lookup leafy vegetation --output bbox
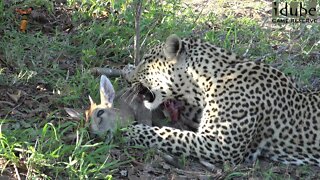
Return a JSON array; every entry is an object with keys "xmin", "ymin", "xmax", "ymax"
[{"xmin": 0, "ymin": 0, "xmax": 319, "ymax": 179}]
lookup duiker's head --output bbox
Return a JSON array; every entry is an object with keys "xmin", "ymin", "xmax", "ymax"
[{"xmin": 85, "ymin": 75, "xmax": 119, "ymax": 142}]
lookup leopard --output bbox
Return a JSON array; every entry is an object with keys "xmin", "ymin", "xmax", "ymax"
[{"xmin": 125, "ymin": 34, "xmax": 320, "ymax": 167}]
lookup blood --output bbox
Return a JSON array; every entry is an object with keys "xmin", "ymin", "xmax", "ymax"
[
  {"xmin": 163, "ymin": 100, "xmax": 183, "ymax": 122},
  {"xmin": 138, "ymin": 91, "xmax": 182, "ymax": 122}
]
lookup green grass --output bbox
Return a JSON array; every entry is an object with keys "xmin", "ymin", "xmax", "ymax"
[{"xmin": 0, "ymin": 0, "xmax": 319, "ymax": 179}]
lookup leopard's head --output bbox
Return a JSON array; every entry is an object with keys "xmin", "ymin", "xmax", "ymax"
[{"xmin": 127, "ymin": 34, "xmax": 191, "ymax": 110}]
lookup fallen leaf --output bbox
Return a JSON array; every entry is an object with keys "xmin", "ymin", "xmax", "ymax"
[
  {"xmin": 24, "ymin": 100, "xmax": 35, "ymax": 109},
  {"xmin": 7, "ymin": 90, "xmax": 24, "ymax": 103},
  {"xmin": 20, "ymin": 120, "xmax": 32, "ymax": 128},
  {"xmin": 120, "ymin": 169, "xmax": 128, "ymax": 177}
]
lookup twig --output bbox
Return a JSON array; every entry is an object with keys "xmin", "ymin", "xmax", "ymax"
[
  {"xmin": 134, "ymin": 0, "xmax": 142, "ymax": 65},
  {"xmin": 0, "ymin": 101, "xmax": 15, "ymax": 107},
  {"xmin": 173, "ymin": 167, "xmax": 223, "ymax": 178},
  {"xmin": 90, "ymin": 67, "xmax": 123, "ymax": 77},
  {"xmin": 140, "ymin": 17, "xmax": 163, "ymax": 48},
  {"xmin": 260, "ymin": 17, "xmax": 269, "ymax": 27},
  {"xmin": 191, "ymin": 0, "xmax": 208, "ymax": 25},
  {"xmin": 13, "ymin": 163, "xmax": 21, "ymax": 180},
  {"xmin": 242, "ymin": 38, "xmax": 253, "ymax": 57},
  {"xmin": 13, "ymin": 147, "xmax": 33, "ymax": 154},
  {"xmin": 255, "ymin": 44, "xmax": 290, "ymax": 63},
  {"xmin": 131, "ymin": 159, "xmax": 144, "ymax": 166}
]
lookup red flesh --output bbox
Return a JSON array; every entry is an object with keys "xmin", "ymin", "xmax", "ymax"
[{"xmin": 163, "ymin": 100, "xmax": 182, "ymax": 122}]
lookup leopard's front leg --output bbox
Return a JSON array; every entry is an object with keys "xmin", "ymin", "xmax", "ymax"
[{"xmin": 128, "ymin": 123, "xmax": 234, "ymax": 165}]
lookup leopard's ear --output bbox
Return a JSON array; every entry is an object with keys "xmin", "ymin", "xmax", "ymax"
[{"xmin": 163, "ymin": 34, "xmax": 185, "ymax": 61}]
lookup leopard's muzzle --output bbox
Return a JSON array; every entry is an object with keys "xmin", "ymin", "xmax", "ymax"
[{"xmin": 138, "ymin": 84, "xmax": 155, "ymax": 103}]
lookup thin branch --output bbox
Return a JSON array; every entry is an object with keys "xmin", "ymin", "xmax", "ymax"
[
  {"xmin": 191, "ymin": 0, "xmax": 208, "ymax": 25},
  {"xmin": 134, "ymin": 0, "xmax": 143, "ymax": 65},
  {"xmin": 140, "ymin": 17, "xmax": 163, "ymax": 48},
  {"xmin": 90, "ymin": 67, "xmax": 123, "ymax": 77},
  {"xmin": 13, "ymin": 163, "xmax": 21, "ymax": 180},
  {"xmin": 0, "ymin": 100, "xmax": 15, "ymax": 107}
]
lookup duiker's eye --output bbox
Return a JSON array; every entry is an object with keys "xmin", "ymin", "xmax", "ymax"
[{"xmin": 97, "ymin": 110, "xmax": 104, "ymax": 117}]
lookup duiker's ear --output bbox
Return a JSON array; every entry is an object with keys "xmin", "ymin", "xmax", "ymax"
[
  {"xmin": 100, "ymin": 75, "xmax": 115, "ymax": 107},
  {"xmin": 64, "ymin": 107, "xmax": 83, "ymax": 120},
  {"xmin": 89, "ymin": 95, "xmax": 95, "ymax": 106},
  {"xmin": 163, "ymin": 34, "xmax": 185, "ymax": 61}
]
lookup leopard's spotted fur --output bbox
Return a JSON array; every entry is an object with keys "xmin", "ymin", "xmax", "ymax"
[{"xmin": 126, "ymin": 34, "xmax": 320, "ymax": 166}]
